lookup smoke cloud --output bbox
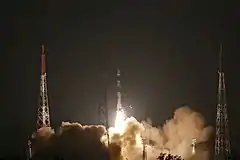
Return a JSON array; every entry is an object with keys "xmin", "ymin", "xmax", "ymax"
[{"xmin": 31, "ymin": 106, "xmax": 213, "ymax": 160}]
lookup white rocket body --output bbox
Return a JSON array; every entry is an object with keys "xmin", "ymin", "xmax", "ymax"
[{"xmin": 116, "ymin": 69, "xmax": 122, "ymax": 111}]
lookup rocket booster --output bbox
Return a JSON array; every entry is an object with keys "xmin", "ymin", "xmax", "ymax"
[
  {"xmin": 116, "ymin": 68, "xmax": 121, "ymax": 89},
  {"xmin": 117, "ymin": 92, "xmax": 122, "ymax": 110},
  {"xmin": 116, "ymin": 68, "xmax": 122, "ymax": 110}
]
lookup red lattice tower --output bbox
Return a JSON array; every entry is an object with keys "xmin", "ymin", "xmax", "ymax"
[{"xmin": 36, "ymin": 45, "xmax": 51, "ymax": 129}]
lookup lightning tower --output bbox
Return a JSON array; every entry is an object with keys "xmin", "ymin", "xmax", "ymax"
[
  {"xmin": 214, "ymin": 44, "xmax": 232, "ymax": 160},
  {"xmin": 37, "ymin": 45, "xmax": 51, "ymax": 129},
  {"xmin": 27, "ymin": 45, "xmax": 51, "ymax": 159}
]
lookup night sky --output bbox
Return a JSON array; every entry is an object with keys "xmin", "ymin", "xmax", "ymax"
[{"xmin": 4, "ymin": 0, "xmax": 239, "ymax": 158}]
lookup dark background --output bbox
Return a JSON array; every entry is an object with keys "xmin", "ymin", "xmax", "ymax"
[{"xmin": 4, "ymin": 0, "xmax": 239, "ymax": 159}]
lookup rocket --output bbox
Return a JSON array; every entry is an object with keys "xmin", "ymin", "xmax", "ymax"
[
  {"xmin": 116, "ymin": 69, "xmax": 132, "ymax": 110},
  {"xmin": 116, "ymin": 68, "xmax": 122, "ymax": 111}
]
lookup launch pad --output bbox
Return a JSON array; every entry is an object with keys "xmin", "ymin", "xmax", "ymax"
[{"xmin": 27, "ymin": 44, "xmax": 231, "ymax": 160}]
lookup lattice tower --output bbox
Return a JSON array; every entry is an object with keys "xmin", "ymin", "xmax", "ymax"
[
  {"xmin": 37, "ymin": 45, "xmax": 51, "ymax": 129},
  {"xmin": 214, "ymin": 44, "xmax": 231, "ymax": 160},
  {"xmin": 98, "ymin": 71, "xmax": 110, "ymax": 146},
  {"xmin": 142, "ymin": 137, "xmax": 148, "ymax": 160}
]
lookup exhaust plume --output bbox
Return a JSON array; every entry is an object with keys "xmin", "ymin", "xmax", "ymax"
[{"xmin": 31, "ymin": 106, "xmax": 213, "ymax": 160}]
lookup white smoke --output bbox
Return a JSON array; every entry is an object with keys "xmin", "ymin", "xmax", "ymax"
[
  {"xmin": 107, "ymin": 106, "xmax": 214, "ymax": 160},
  {"xmin": 32, "ymin": 106, "xmax": 213, "ymax": 160}
]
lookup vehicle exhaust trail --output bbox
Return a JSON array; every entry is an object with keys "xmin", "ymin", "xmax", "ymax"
[{"xmin": 31, "ymin": 106, "xmax": 213, "ymax": 160}]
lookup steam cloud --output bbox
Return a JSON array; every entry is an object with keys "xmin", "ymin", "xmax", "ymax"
[{"xmin": 31, "ymin": 106, "xmax": 213, "ymax": 160}]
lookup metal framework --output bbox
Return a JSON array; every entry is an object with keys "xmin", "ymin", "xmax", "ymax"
[
  {"xmin": 141, "ymin": 137, "xmax": 147, "ymax": 160},
  {"xmin": 27, "ymin": 140, "xmax": 32, "ymax": 159},
  {"xmin": 98, "ymin": 71, "xmax": 110, "ymax": 146},
  {"xmin": 191, "ymin": 138, "xmax": 196, "ymax": 155},
  {"xmin": 98, "ymin": 102, "xmax": 110, "ymax": 146},
  {"xmin": 37, "ymin": 45, "xmax": 51, "ymax": 129},
  {"xmin": 214, "ymin": 44, "xmax": 231, "ymax": 160}
]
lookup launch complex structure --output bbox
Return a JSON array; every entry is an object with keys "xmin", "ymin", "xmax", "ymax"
[
  {"xmin": 214, "ymin": 44, "xmax": 232, "ymax": 160},
  {"xmin": 27, "ymin": 45, "xmax": 51, "ymax": 159},
  {"xmin": 27, "ymin": 44, "xmax": 232, "ymax": 160}
]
